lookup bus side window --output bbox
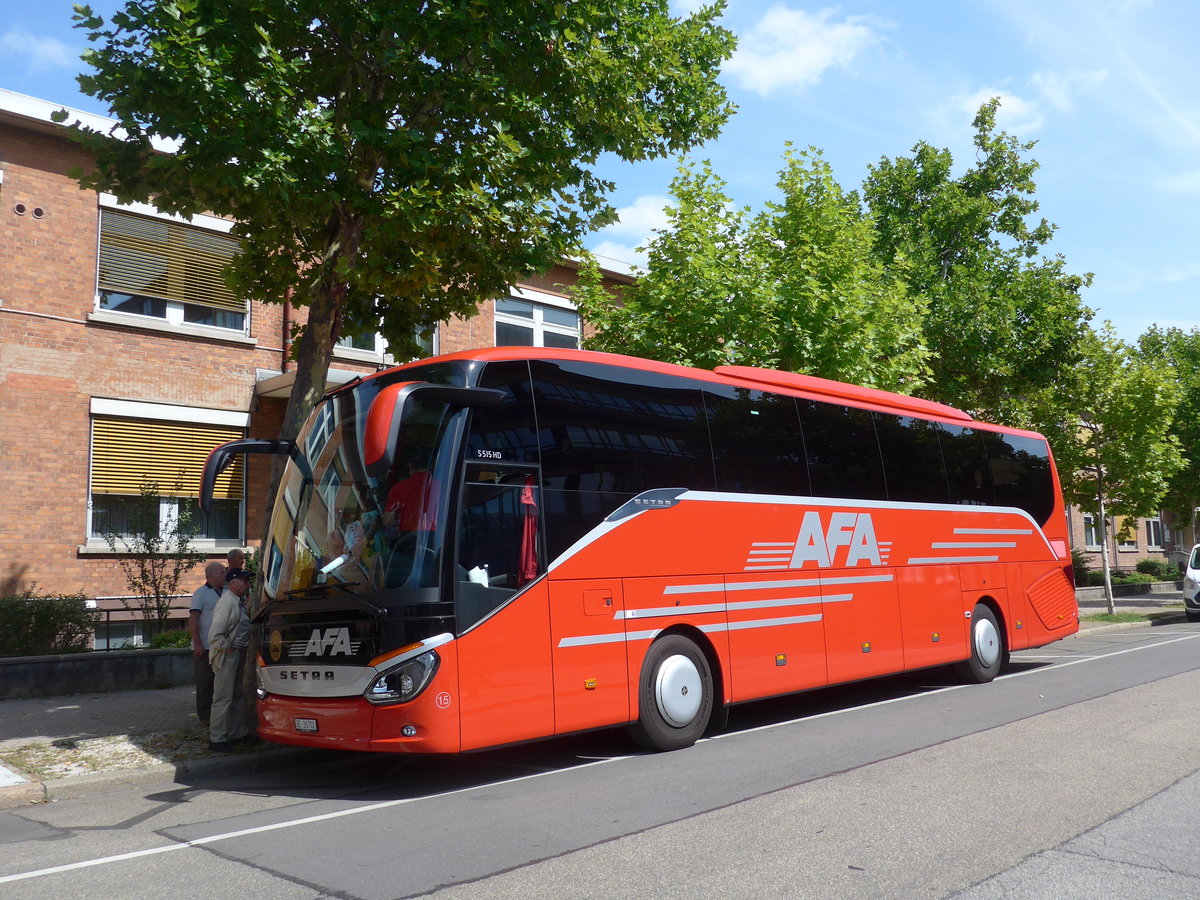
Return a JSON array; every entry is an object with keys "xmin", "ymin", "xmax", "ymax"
[
  {"xmin": 800, "ymin": 401, "xmax": 887, "ymax": 501},
  {"xmin": 531, "ymin": 359, "xmax": 714, "ymax": 495},
  {"xmin": 704, "ymin": 386, "xmax": 809, "ymax": 497},
  {"xmin": 940, "ymin": 426, "xmax": 995, "ymax": 507},
  {"xmin": 875, "ymin": 414, "xmax": 951, "ymax": 505},
  {"xmin": 982, "ymin": 432, "xmax": 1054, "ymax": 524},
  {"xmin": 467, "ymin": 361, "xmax": 538, "ymax": 464}
]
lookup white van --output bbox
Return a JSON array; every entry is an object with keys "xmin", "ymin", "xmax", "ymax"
[{"xmin": 1185, "ymin": 544, "xmax": 1200, "ymax": 622}]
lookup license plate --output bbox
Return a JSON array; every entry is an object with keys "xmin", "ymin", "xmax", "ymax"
[{"xmin": 294, "ymin": 718, "xmax": 318, "ymax": 733}]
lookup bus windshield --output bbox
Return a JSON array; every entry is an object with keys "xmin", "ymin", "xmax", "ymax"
[{"xmin": 262, "ymin": 382, "xmax": 464, "ymax": 603}]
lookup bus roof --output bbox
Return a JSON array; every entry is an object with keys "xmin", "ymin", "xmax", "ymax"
[{"xmin": 369, "ymin": 346, "xmax": 986, "ymax": 428}]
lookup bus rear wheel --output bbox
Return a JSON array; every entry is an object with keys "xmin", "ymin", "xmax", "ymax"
[
  {"xmin": 956, "ymin": 604, "xmax": 1004, "ymax": 683},
  {"xmin": 627, "ymin": 634, "xmax": 714, "ymax": 752}
]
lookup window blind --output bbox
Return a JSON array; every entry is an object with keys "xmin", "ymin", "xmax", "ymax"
[
  {"xmin": 98, "ymin": 209, "xmax": 244, "ymax": 314},
  {"xmin": 91, "ymin": 417, "xmax": 244, "ymax": 499}
]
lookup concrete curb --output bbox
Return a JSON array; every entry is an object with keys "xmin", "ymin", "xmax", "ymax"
[{"xmin": 0, "ymin": 743, "xmax": 327, "ymax": 809}]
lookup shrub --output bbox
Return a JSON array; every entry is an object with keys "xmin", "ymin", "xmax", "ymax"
[
  {"xmin": 1085, "ymin": 570, "xmax": 1156, "ymax": 587},
  {"xmin": 1071, "ymin": 547, "xmax": 1089, "ymax": 585},
  {"xmin": 0, "ymin": 588, "xmax": 99, "ymax": 657},
  {"xmin": 148, "ymin": 628, "xmax": 193, "ymax": 649},
  {"xmin": 1134, "ymin": 558, "xmax": 1178, "ymax": 580}
]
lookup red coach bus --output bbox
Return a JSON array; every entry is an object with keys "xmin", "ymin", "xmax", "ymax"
[{"xmin": 201, "ymin": 348, "xmax": 1078, "ymax": 753}]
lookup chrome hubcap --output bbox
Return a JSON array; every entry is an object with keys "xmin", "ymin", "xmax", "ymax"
[
  {"xmin": 974, "ymin": 616, "xmax": 1000, "ymax": 667},
  {"xmin": 654, "ymin": 654, "xmax": 702, "ymax": 727}
]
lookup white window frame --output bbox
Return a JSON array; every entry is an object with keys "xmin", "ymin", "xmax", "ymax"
[
  {"xmin": 1147, "ymin": 515, "xmax": 1165, "ymax": 551},
  {"xmin": 87, "ymin": 196, "xmax": 255, "ymax": 344},
  {"xmin": 494, "ymin": 287, "xmax": 581, "ymax": 348},
  {"xmin": 1082, "ymin": 512, "xmax": 1101, "ymax": 551}
]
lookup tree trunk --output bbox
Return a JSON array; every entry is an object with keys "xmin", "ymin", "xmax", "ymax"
[{"xmin": 1097, "ymin": 492, "xmax": 1115, "ymax": 615}]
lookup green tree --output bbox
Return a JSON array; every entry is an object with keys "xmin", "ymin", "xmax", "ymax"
[
  {"xmin": 1135, "ymin": 326, "xmax": 1200, "ymax": 537},
  {"xmin": 574, "ymin": 152, "xmax": 929, "ymax": 391},
  {"xmin": 573, "ymin": 160, "xmax": 773, "ymax": 369},
  {"xmin": 753, "ymin": 148, "xmax": 927, "ymax": 390},
  {"xmin": 863, "ymin": 99, "xmax": 1093, "ymax": 420},
  {"xmin": 1033, "ymin": 324, "xmax": 1184, "ymax": 611},
  {"xmin": 101, "ymin": 482, "xmax": 205, "ymax": 640},
  {"xmin": 59, "ymin": 0, "xmax": 736, "ymax": 443}
]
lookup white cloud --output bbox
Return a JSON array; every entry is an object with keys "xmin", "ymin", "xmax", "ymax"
[
  {"xmin": 955, "ymin": 88, "xmax": 1044, "ymax": 134},
  {"xmin": 584, "ymin": 195, "xmax": 673, "ymax": 270},
  {"xmin": 0, "ymin": 29, "xmax": 76, "ymax": 73},
  {"xmin": 588, "ymin": 240, "xmax": 646, "ymax": 271},
  {"xmin": 1157, "ymin": 170, "xmax": 1200, "ymax": 192},
  {"xmin": 1030, "ymin": 68, "xmax": 1109, "ymax": 112},
  {"xmin": 724, "ymin": 5, "xmax": 887, "ymax": 96}
]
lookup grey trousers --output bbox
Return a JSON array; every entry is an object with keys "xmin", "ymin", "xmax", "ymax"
[
  {"xmin": 210, "ymin": 646, "xmax": 251, "ymax": 743},
  {"xmin": 193, "ymin": 653, "xmax": 215, "ymax": 724}
]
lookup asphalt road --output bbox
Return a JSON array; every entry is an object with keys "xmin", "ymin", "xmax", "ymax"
[{"xmin": 2, "ymin": 623, "xmax": 1200, "ymax": 899}]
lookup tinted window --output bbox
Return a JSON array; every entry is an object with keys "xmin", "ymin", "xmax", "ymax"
[
  {"xmin": 799, "ymin": 401, "xmax": 887, "ymax": 501},
  {"xmin": 704, "ymin": 386, "xmax": 810, "ymax": 496},
  {"xmin": 940, "ymin": 426, "xmax": 995, "ymax": 507},
  {"xmin": 531, "ymin": 360, "xmax": 715, "ymax": 494},
  {"xmin": 542, "ymin": 489, "xmax": 632, "ymax": 562},
  {"xmin": 466, "ymin": 361, "xmax": 539, "ymax": 464},
  {"xmin": 874, "ymin": 414, "xmax": 950, "ymax": 504},
  {"xmin": 983, "ymin": 432, "xmax": 1054, "ymax": 524}
]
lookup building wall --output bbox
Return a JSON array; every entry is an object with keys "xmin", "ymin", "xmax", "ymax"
[
  {"xmin": 1067, "ymin": 506, "xmax": 1192, "ymax": 577},
  {"xmin": 0, "ymin": 105, "xmax": 630, "ymax": 601}
]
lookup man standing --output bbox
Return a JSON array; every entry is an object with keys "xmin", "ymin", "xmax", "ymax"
[
  {"xmin": 208, "ymin": 568, "xmax": 254, "ymax": 752},
  {"xmin": 188, "ymin": 561, "xmax": 225, "ymax": 726}
]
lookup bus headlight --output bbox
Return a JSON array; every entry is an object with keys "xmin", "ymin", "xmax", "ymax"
[{"xmin": 365, "ymin": 650, "xmax": 440, "ymax": 705}]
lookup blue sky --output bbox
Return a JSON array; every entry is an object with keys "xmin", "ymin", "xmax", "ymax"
[{"xmin": 3, "ymin": 1, "xmax": 1197, "ymax": 342}]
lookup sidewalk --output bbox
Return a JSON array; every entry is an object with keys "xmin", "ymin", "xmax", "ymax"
[{"xmin": 0, "ymin": 591, "xmax": 1188, "ymax": 808}]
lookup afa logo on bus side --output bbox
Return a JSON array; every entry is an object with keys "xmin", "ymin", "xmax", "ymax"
[{"xmin": 787, "ymin": 511, "xmax": 883, "ymax": 568}]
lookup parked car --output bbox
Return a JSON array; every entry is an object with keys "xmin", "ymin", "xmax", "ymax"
[{"xmin": 1185, "ymin": 544, "xmax": 1200, "ymax": 622}]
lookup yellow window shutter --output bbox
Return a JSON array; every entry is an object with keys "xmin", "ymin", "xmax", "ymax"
[
  {"xmin": 91, "ymin": 417, "xmax": 244, "ymax": 499},
  {"xmin": 98, "ymin": 209, "xmax": 245, "ymax": 314}
]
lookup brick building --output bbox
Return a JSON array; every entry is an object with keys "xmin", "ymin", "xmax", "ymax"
[
  {"xmin": 0, "ymin": 88, "xmax": 631, "ymax": 640},
  {"xmin": 1066, "ymin": 506, "xmax": 1196, "ymax": 578}
]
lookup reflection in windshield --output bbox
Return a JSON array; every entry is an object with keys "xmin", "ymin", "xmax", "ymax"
[{"xmin": 263, "ymin": 383, "xmax": 462, "ymax": 602}]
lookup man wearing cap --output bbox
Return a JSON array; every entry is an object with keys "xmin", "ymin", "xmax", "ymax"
[{"xmin": 207, "ymin": 568, "xmax": 254, "ymax": 752}]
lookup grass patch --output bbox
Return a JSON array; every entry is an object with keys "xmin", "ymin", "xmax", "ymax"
[{"xmin": 1082, "ymin": 612, "xmax": 1151, "ymax": 624}]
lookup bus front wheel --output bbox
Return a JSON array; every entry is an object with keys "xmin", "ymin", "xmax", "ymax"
[
  {"xmin": 956, "ymin": 604, "xmax": 1005, "ymax": 683},
  {"xmin": 627, "ymin": 634, "xmax": 714, "ymax": 752}
]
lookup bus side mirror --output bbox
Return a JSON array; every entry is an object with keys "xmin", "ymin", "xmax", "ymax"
[
  {"xmin": 200, "ymin": 438, "xmax": 299, "ymax": 515},
  {"xmin": 364, "ymin": 382, "xmax": 505, "ymax": 480}
]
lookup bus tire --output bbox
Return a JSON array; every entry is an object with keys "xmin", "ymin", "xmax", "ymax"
[
  {"xmin": 956, "ymin": 604, "xmax": 1004, "ymax": 684},
  {"xmin": 627, "ymin": 634, "xmax": 713, "ymax": 752}
]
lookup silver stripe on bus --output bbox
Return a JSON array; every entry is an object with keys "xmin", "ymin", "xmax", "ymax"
[
  {"xmin": 931, "ymin": 541, "xmax": 1017, "ymax": 549},
  {"xmin": 953, "ymin": 527, "xmax": 1033, "ymax": 535},
  {"xmin": 703, "ymin": 614, "xmax": 824, "ymax": 633},
  {"xmin": 617, "ymin": 592, "xmax": 845, "ymax": 622},
  {"xmin": 559, "ymin": 614, "xmax": 825, "ymax": 648},
  {"xmin": 558, "ymin": 628, "xmax": 660, "ymax": 648},
  {"xmin": 662, "ymin": 573, "xmax": 892, "ymax": 596},
  {"xmin": 906, "ymin": 555, "xmax": 1001, "ymax": 564}
]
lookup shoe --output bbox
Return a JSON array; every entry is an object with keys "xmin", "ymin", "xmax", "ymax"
[
  {"xmin": 209, "ymin": 740, "xmax": 235, "ymax": 752},
  {"xmin": 237, "ymin": 734, "xmax": 262, "ymax": 746}
]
